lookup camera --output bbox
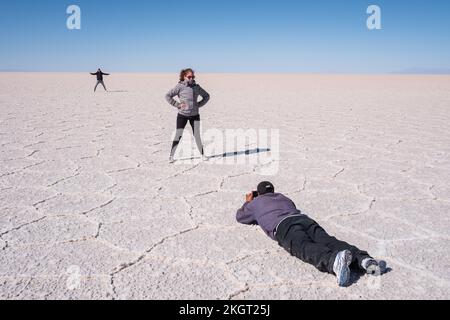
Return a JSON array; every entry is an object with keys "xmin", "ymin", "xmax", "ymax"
[{"xmin": 252, "ymin": 191, "xmax": 259, "ymax": 198}]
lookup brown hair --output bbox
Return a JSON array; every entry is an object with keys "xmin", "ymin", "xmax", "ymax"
[{"xmin": 179, "ymin": 68, "xmax": 195, "ymax": 82}]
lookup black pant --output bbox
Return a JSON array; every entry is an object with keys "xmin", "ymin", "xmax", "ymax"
[
  {"xmin": 275, "ymin": 215, "xmax": 372, "ymax": 274},
  {"xmin": 94, "ymin": 80, "xmax": 107, "ymax": 91},
  {"xmin": 170, "ymin": 114, "xmax": 204, "ymax": 157}
]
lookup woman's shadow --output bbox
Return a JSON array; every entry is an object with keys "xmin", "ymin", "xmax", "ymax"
[
  {"xmin": 177, "ymin": 148, "xmax": 271, "ymax": 161},
  {"xmin": 209, "ymin": 147, "xmax": 271, "ymax": 159}
]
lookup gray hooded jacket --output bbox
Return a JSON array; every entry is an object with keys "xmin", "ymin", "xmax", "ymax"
[
  {"xmin": 236, "ymin": 193, "xmax": 303, "ymax": 240},
  {"xmin": 165, "ymin": 80, "xmax": 210, "ymax": 117}
]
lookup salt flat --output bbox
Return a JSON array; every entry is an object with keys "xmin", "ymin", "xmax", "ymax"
[{"xmin": 0, "ymin": 73, "xmax": 449, "ymax": 300}]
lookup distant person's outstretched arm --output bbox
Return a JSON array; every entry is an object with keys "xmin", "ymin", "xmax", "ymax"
[
  {"xmin": 165, "ymin": 85, "xmax": 182, "ymax": 109},
  {"xmin": 102, "ymin": 72, "xmax": 110, "ymax": 76},
  {"xmin": 90, "ymin": 72, "xmax": 96, "ymax": 75},
  {"xmin": 197, "ymin": 86, "xmax": 210, "ymax": 108}
]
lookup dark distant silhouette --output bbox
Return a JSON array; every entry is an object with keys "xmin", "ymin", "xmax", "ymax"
[{"xmin": 90, "ymin": 68, "xmax": 110, "ymax": 92}]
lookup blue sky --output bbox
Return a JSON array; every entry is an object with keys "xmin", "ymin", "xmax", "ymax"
[{"xmin": 1, "ymin": 0, "xmax": 449, "ymax": 72}]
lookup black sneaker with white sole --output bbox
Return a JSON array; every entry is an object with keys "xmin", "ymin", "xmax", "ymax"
[{"xmin": 365, "ymin": 260, "xmax": 387, "ymax": 276}]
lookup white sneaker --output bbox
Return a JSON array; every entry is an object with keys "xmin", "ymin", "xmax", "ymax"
[
  {"xmin": 333, "ymin": 250, "xmax": 353, "ymax": 287},
  {"xmin": 202, "ymin": 154, "xmax": 209, "ymax": 162}
]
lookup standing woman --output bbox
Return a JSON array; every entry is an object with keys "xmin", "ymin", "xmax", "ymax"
[{"xmin": 165, "ymin": 68, "xmax": 210, "ymax": 163}]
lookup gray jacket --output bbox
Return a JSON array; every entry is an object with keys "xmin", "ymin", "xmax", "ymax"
[
  {"xmin": 165, "ymin": 80, "xmax": 210, "ymax": 117},
  {"xmin": 236, "ymin": 193, "xmax": 303, "ymax": 240}
]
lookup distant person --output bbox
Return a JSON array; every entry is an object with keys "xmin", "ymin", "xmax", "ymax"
[
  {"xmin": 90, "ymin": 68, "xmax": 109, "ymax": 92},
  {"xmin": 236, "ymin": 182, "xmax": 387, "ymax": 287},
  {"xmin": 165, "ymin": 68, "xmax": 210, "ymax": 163}
]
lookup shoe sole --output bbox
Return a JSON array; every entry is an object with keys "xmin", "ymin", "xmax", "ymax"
[
  {"xmin": 336, "ymin": 250, "xmax": 353, "ymax": 287},
  {"xmin": 366, "ymin": 264, "xmax": 381, "ymax": 276},
  {"xmin": 367, "ymin": 260, "xmax": 387, "ymax": 276}
]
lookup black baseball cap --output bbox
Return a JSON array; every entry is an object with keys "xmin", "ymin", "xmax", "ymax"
[{"xmin": 257, "ymin": 181, "xmax": 275, "ymax": 195}]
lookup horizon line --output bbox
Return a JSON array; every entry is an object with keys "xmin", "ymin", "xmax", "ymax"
[{"xmin": 1, "ymin": 70, "xmax": 450, "ymax": 75}]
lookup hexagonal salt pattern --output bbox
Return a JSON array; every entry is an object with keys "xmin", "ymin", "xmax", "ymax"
[{"xmin": 1, "ymin": 73, "xmax": 449, "ymax": 299}]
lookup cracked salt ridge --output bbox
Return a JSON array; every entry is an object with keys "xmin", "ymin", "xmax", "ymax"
[
  {"xmin": 219, "ymin": 172, "xmax": 252, "ymax": 190},
  {"xmin": 230, "ymin": 280, "xmax": 359, "ymax": 300},
  {"xmin": 192, "ymin": 190, "xmax": 218, "ymax": 198},
  {"xmin": 96, "ymin": 147, "xmax": 106, "ymax": 157},
  {"xmin": 224, "ymin": 249, "xmax": 315, "ymax": 300},
  {"xmin": 0, "ymin": 237, "xmax": 7, "ymax": 250},
  {"xmin": 323, "ymin": 197, "xmax": 376, "ymax": 222},
  {"xmin": 0, "ymin": 216, "xmax": 47, "ymax": 238},
  {"xmin": 0, "ymin": 160, "xmax": 48, "ymax": 179},
  {"xmin": 23, "ymin": 141, "xmax": 46, "ymax": 149},
  {"xmin": 0, "ymin": 276, "xmax": 114, "ymax": 300},
  {"xmin": 327, "ymin": 215, "xmax": 449, "ymax": 271},
  {"xmin": 386, "ymin": 257, "xmax": 450, "ymax": 287},
  {"xmin": 380, "ymin": 213, "xmax": 447, "ymax": 240},
  {"xmin": 46, "ymin": 170, "xmax": 82, "ymax": 188},
  {"xmin": 80, "ymin": 198, "xmax": 116, "ymax": 216},
  {"xmin": 224, "ymin": 249, "xmax": 273, "ymax": 266},
  {"xmin": 353, "ymin": 179, "xmax": 436, "ymax": 201},
  {"xmin": 227, "ymin": 280, "xmax": 339, "ymax": 300},
  {"xmin": 8, "ymin": 232, "xmax": 100, "ymax": 248},
  {"xmin": 284, "ymin": 178, "xmax": 307, "ymax": 196},
  {"xmin": 178, "ymin": 172, "xmax": 252, "ymax": 198},
  {"xmin": 109, "ymin": 258, "xmax": 243, "ymax": 300},
  {"xmin": 324, "ymin": 198, "xmax": 445, "ymax": 241},
  {"xmin": 180, "ymin": 197, "xmax": 196, "ymax": 223},
  {"xmin": 109, "ymin": 226, "xmax": 200, "ymax": 298},
  {"xmin": 22, "ymin": 160, "xmax": 47, "ymax": 170},
  {"xmin": 55, "ymin": 145, "xmax": 83, "ymax": 151},
  {"xmin": 106, "ymin": 167, "xmax": 140, "ymax": 174},
  {"xmin": 332, "ymin": 168, "xmax": 345, "ymax": 179},
  {"xmin": 0, "ymin": 172, "xmax": 17, "ymax": 178},
  {"xmin": 156, "ymin": 163, "xmax": 202, "ymax": 181},
  {"xmin": 26, "ymin": 150, "xmax": 39, "ymax": 158},
  {"xmin": 110, "ymin": 225, "xmax": 200, "ymax": 274},
  {"xmin": 32, "ymin": 194, "xmax": 61, "ymax": 209},
  {"xmin": 61, "ymin": 125, "xmax": 86, "ymax": 133},
  {"xmin": 1, "ymin": 149, "xmax": 40, "ymax": 162},
  {"xmin": 227, "ymin": 285, "xmax": 250, "ymax": 300}
]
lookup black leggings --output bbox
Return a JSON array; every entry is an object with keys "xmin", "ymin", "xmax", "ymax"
[
  {"xmin": 275, "ymin": 215, "xmax": 372, "ymax": 274},
  {"xmin": 170, "ymin": 114, "xmax": 204, "ymax": 157}
]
